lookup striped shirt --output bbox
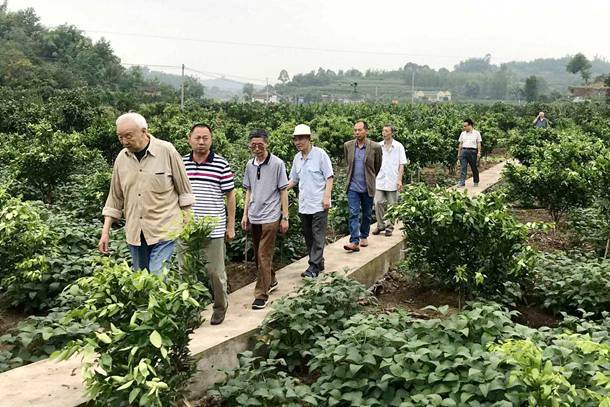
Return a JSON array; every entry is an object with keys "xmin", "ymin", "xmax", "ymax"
[{"xmin": 183, "ymin": 151, "xmax": 235, "ymax": 238}]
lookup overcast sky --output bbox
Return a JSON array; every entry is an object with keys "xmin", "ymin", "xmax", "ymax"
[{"xmin": 8, "ymin": 0, "xmax": 610, "ymax": 84}]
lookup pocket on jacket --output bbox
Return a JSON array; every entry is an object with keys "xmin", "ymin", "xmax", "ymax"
[{"xmin": 149, "ymin": 172, "xmax": 173, "ymax": 193}]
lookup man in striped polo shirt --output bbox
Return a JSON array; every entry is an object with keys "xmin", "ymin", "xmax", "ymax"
[{"xmin": 182, "ymin": 123, "xmax": 236, "ymax": 325}]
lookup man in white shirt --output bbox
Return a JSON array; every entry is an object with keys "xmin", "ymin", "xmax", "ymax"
[
  {"xmin": 456, "ymin": 118, "xmax": 482, "ymax": 187},
  {"xmin": 373, "ymin": 125, "xmax": 407, "ymax": 237}
]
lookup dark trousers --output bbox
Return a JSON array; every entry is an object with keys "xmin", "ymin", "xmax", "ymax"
[
  {"xmin": 459, "ymin": 149, "xmax": 479, "ymax": 184},
  {"xmin": 251, "ymin": 221, "xmax": 279, "ymax": 301},
  {"xmin": 299, "ymin": 210, "xmax": 328, "ymax": 273}
]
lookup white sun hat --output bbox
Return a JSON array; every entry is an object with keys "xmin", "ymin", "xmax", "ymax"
[{"xmin": 292, "ymin": 124, "xmax": 312, "ymax": 136}]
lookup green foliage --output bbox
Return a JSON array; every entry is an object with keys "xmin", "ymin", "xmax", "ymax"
[
  {"xmin": 53, "ymin": 263, "xmax": 210, "ymax": 407},
  {"xmin": 504, "ymin": 131, "xmax": 603, "ymax": 222},
  {"xmin": 0, "ymin": 189, "xmax": 50, "ymax": 281},
  {"xmin": 257, "ymin": 272, "xmax": 371, "ymax": 369},
  {"xmin": 386, "ymin": 185, "xmax": 535, "ymax": 299},
  {"xmin": 531, "ymin": 252, "xmax": 610, "ymax": 314},
  {"xmin": 210, "ymin": 353, "xmax": 319, "ymax": 406}
]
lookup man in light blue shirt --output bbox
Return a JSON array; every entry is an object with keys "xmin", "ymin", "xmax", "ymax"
[{"xmin": 288, "ymin": 124, "xmax": 334, "ymax": 278}]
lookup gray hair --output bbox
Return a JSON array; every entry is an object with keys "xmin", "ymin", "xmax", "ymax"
[{"xmin": 116, "ymin": 112, "xmax": 148, "ymax": 129}]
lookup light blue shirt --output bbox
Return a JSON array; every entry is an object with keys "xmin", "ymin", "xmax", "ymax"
[
  {"xmin": 349, "ymin": 143, "xmax": 367, "ymax": 193},
  {"xmin": 290, "ymin": 146, "xmax": 334, "ymax": 214}
]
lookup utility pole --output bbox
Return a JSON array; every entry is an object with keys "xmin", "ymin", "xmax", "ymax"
[
  {"xmin": 266, "ymin": 77, "xmax": 269, "ymax": 103},
  {"xmin": 180, "ymin": 64, "xmax": 185, "ymax": 110},
  {"xmin": 411, "ymin": 69, "xmax": 415, "ymax": 104}
]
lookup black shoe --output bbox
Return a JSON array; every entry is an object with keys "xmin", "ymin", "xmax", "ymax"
[
  {"xmin": 210, "ymin": 312, "xmax": 226, "ymax": 325},
  {"xmin": 252, "ymin": 298, "xmax": 267, "ymax": 309},
  {"xmin": 302, "ymin": 269, "xmax": 319, "ymax": 278},
  {"xmin": 385, "ymin": 229, "xmax": 393, "ymax": 237},
  {"xmin": 269, "ymin": 280, "xmax": 279, "ymax": 294}
]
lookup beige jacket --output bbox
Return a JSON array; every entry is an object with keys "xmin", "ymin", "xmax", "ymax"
[{"xmin": 102, "ymin": 135, "xmax": 195, "ymax": 246}]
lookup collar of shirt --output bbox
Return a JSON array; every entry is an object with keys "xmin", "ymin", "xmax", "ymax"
[
  {"xmin": 253, "ymin": 153, "xmax": 272, "ymax": 167},
  {"xmin": 125, "ymin": 135, "xmax": 160, "ymax": 159},
  {"xmin": 189, "ymin": 150, "xmax": 215, "ymax": 165}
]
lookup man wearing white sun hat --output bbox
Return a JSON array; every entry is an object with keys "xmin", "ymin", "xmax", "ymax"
[{"xmin": 287, "ymin": 124, "xmax": 334, "ymax": 278}]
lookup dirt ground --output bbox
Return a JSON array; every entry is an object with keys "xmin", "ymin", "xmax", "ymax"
[
  {"xmin": 0, "ymin": 305, "xmax": 27, "ymax": 337},
  {"xmin": 370, "ymin": 269, "xmax": 560, "ymax": 328},
  {"xmin": 509, "ymin": 208, "xmax": 595, "ymax": 253}
]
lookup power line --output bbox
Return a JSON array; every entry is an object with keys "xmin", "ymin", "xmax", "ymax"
[{"xmin": 81, "ymin": 28, "xmax": 470, "ymax": 60}]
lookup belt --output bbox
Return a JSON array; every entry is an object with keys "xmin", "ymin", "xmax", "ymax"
[{"xmin": 462, "ymin": 147, "xmax": 477, "ymax": 150}]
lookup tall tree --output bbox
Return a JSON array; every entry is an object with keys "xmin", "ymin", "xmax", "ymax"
[
  {"xmin": 524, "ymin": 75, "xmax": 539, "ymax": 102},
  {"xmin": 242, "ymin": 83, "xmax": 254, "ymax": 101},
  {"xmin": 277, "ymin": 69, "xmax": 290, "ymax": 84},
  {"xmin": 566, "ymin": 53, "xmax": 592, "ymax": 84}
]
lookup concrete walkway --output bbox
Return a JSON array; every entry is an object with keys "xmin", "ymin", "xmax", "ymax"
[{"xmin": 0, "ymin": 161, "xmax": 506, "ymax": 407}]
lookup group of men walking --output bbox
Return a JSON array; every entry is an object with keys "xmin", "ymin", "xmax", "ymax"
[{"xmin": 98, "ymin": 112, "xmax": 484, "ymax": 325}]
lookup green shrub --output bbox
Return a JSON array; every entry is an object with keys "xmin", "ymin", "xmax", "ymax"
[
  {"xmin": 54, "ymin": 263, "xmax": 210, "ymax": 407},
  {"xmin": 386, "ymin": 185, "xmax": 535, "ymax": 300},
  {"xmin": 0, "ymin": 189, "xmax": 50, "ymax": 281},
  {"xmin": 257, "ymin": 272, "xmax": 371, "ymax": 370},
  {"xmin": 503, "ymin": 132, "xmax": 602, "ymax": 222},
  {"xmin": 531, "ymin": 252, "xmax": 610, "ymax": 314}
]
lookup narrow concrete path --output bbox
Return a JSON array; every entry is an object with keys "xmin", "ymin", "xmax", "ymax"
[{"xmin": 0, "ymin": 161, "xmax": 507, "ymax": 407}]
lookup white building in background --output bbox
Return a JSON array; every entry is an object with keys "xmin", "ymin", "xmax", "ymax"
[{"xmin": 414, "ymin": 90, "xmax": 452, "ymax": 102}]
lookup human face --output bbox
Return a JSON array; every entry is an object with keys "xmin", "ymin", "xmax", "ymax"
[
  {"xmin": 539, "ymin": 112, "xmax": 545, "ymax": 118},
  {"xmin": 382, "ymin": 126, "xmax": 393, "ymax": 141},
  {"xmin": 292, "ymin": 135, "xmax": 311, "ymax": 152},
  {"xmin": 117, "ymin": 120, "xmax": 148, "ymax": 152},
  {"xmin": 353, "ymin": 122, "xmax": 368, "ymax": 142},
  {"xmin": 463, "ymin": 122, "xmax": 473, "ymax": 132},
  {"xmin": 188, "ymin": 127, "xmax": 212, "ymax": 155},
  {"xmin": 249, "ymin": 137, "xmax": 268, "ymax": 159}
]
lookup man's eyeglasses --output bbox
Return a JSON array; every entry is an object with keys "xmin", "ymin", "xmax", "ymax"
[{"xmin": 250, "ymin": 143, "xmax": 266, "ymax": 150}]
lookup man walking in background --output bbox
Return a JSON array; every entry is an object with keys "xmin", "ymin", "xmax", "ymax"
[
  {"xmin": 373, "ymin": 124, "xmax": 407, "ymax": 237},
  {"xmin": 457, "ymin": 118, "xmax": 482, "ymax": 188},
  {"xmin": 343, "ymin": 120, "xmax": 382, "ymax": 252},
  {"xmin": 533, "ymin": 111, "xmax": 550, "ymax": 128},
  {"xmin": 241, "ymin": 129, "xmax": 289, "ymax": 309},
  {"xmin": 99, "ymin": 112, "xmax": 194, "ymax": 275},
  {"xmin": 287, "ymin": 124, "xmax": 334, "ymax": 278},
  {"xmin": 182, "ymin": 123, "xmax": 236, "ymax": 325}
]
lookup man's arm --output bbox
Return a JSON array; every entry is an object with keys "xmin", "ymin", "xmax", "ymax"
[
  {"xmin": 457, "ymin": 141, "xmax": 463, "ymax": 158},
  {"xmin": 287, "ymin": 180, "xmax": 297, "ymax": 190},
  {"xmin": 374, "ymin": 144, "xmax": 382, "ymax": 175},
  {"xmin": 169, "ymin": 148, "xmax": 195, "ymax": 210},
  {"xmin": 225, "ymin": 189, "xmax": 236, "ymax": 240},
  {"xmin": 323, "ymin": 176, "xmax": 334, "ymax": 209},
  {"xmin": 241, "ymin": 188, "xmax": 251, "ymax": 231},
  {"xmin": 279, "ymin": 188, "xmax": 289, "ymax": 233},
  {"xmin": 397, "ymin": 164, "xmax": 405, "ymax": 192},
  {"xmin": 98, "ymin": 216, "xmax": 115, "ymax": 254},
  {"xmin": 99, "ymin": 160, "xmax": 124, "ymax": 254},
  {"xmin": 477, "ymin": 141, "xmax": 482, "ymax": 159}
]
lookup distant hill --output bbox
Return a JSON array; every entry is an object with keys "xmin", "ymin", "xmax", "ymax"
[{"xmin": 275, "ymin": 56, "xmax": 610, "ymax": 103}]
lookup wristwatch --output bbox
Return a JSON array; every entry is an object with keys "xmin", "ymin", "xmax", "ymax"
[{"xmin": 281, "ymin": 215, "xmax": 289, "ymax": 221}]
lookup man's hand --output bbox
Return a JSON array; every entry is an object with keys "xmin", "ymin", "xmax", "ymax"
[
  {"xmin": 322, "ymin": 195, "xmax": 331, "ymax": 210},
  {"xmin": 280, "ymin": 219, "xmax": 289, "ymax": 234},
  {"xmin": 98, "ymin": 232, "xmax": 110, "ymax": 254},
  {"xmin": 225, "ymin": 225, "xmax": 235, "ymax": 241},
  {"xmin": 241, "ymin": 215, "xmax": 249, "ymax": 231},
  {"xmin": 182, "ymin": 208, "xmax": 193, "ymax": 225},
  {"xmin": 396, "ymin": 181, "xmax": 403, "ymax": 192}
]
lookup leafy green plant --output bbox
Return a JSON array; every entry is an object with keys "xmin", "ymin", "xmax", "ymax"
[
  {"xmin": 386, "ymin": 185, "xmax": 535, "ymax": 300},
  {"xmin": 257, "ymin": 272, "xmax": 371, "ymax": 370},
  {"xmin": 210, "ymin": 352, "xmax": 319, "ymax": 407},
  {"xmin": 53, "ymin": 263, "xmax": 210, "ymax": 406},
  {"xmin": 504, "ymin": 132, "xmax": 603, "ymax": 222},
  {"xmin": 531, "ymin": 252, "xmax": 610, "ymax": 314}
]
